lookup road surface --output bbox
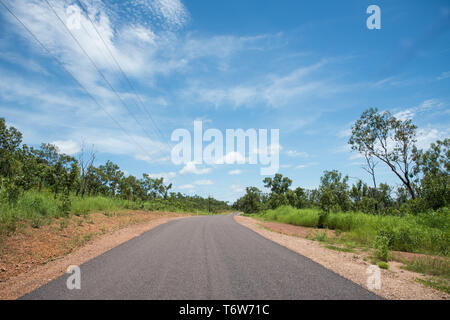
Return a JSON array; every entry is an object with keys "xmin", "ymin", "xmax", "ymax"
[{"xmin": 22, "ymin": 214, "xmax": 380, "ymax": 299}]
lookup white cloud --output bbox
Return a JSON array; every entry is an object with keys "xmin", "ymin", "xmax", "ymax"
[
  {"xmin": 215, "ymin": 151, "xmax": 246, "ymax": 164},
  {"xmin": 393, "ymin": 99, "xmax": 443, "ymax": 121},
  {"xmin": 148, "ymin": 0, "xmax": 189, "ymax": 28},
  {"xmin": 393, "ymin": 109, "xmax": 416, "ymax": 121},
  {"xmin": 349, "ymin": 153, "xmax": 363, "ymax": 160},
  {"xmin": 230, "ymin": 184, "xmax": 244, "ymax": 193},
  {"xmin": 184, "ymin": 60, "xmax": 331, "ymax": 108},
  {"xmin": 250, "ymin": 143, "xmax": 282, "ymax": 157},
  {"xmin": 51, "ymin": 139, "xmax": 80, "ymax": 155},
  {"xmin": 179, "ymin": 184, "xmax": 194, "ymax": 190},
  {"xmin": 437, "ymin": 71, "xmax": 450, "ymax": 80},
  {"xmin": 286, "ymin": 150, "xmax": 309, "ymax": 158},
  {"xmin": 193, "ymin": 179, "xmax": 213, "ymax": 185},
  {"xmin": 337, "ymin": 128, "xmax": 352, "ymax": 138},
  {"xmin": 416, "ymin": 128, "xmax": 449, "ymax": 149},
  {"xmin": 295, "ymin": 162, "xmax": 318, "ymax": 169},
  {"xmin": 146, "ymin": 171, "xmax": 177, "ymax": 181},
  {"xmin": 228, "ymin": 169, "xmax": 243, "ymax": 175},
  {"xmin": 179, "ymin": 161, "xmax": 212, "ymax": 175}
]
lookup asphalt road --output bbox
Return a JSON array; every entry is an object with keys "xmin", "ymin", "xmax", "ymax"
[{"xmin": 22, "ymin": 214, "xmax": 380, "ymax": 299}]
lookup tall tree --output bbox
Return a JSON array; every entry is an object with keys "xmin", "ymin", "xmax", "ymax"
[
  {"xmin": 413, "ymin": 139, "xmax": 449, "ymax": 209},
  {"xmin": 349, "ymin": 108, "xmax": 418, "ymax": 199},
  {"xmin": 0, "ymin": 118, "xmax": 22, "ymax": 179},
  {"xmin": 78, "ymin": 141, "xmax": 96, "ymax": 198},
  {"xmin": 319, "ymin": 170, "xmax": 350, "ymax": 211}
]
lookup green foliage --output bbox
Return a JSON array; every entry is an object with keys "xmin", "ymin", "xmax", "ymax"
[
  {"xmin": 416, "ymin": 277, "xmax": 450, "ymax": 294},
  {"xmin": 349, "ymin": 108, "xmax": 418, "ymax": 199},
  {"xmin": 413, "ymin": 138, "xmax": 449, "ymax": 209},
  {"xmin": 373, "ymin": 234, "xmax": 390, "ymax": 261},
  {"xmin": 260, "ymin": 206, "xmax": 319, "ymax": 227},
  {"xmin": 254, "ymin": 206, "xmax": 449, "ymax": 256},
  {"xmin": 313, "ymin": 231, "xmax": 328, "ymax": 242},
  {"xmin": 403, "ymin": 257, "xmax": 449, "ymax": 278},
  {"xmin": 319, "ymin": 170, "xmax": 351, "ymax": 212},
  {"xmin": 405, "ymin": 256, "xmax": 450, "ymax": 293},
  {"xmin": 377, "ymin": 261, "xmax": 389, "ymax": 269},
  {"xmin": 317, "ymin": 210, "xmax": 329, "ymax": 229},
  {"xmin": 233, "ymin": 187, "xmax": 262, "ymax": 213},
  {"xmin": 0, "ymin": 117, "xmax": 230, "ymax": 233}
]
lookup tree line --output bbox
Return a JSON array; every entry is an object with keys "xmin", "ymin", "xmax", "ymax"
[
  {"xmin": 0, "ymin": 118, "xmax": 229, "ymax": 214},
  {"xmin": 233, "ymin": 108, "xmax": 449, "ymax": 215}
]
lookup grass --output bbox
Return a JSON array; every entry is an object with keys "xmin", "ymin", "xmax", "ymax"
[
  {"xmin": 401, "ymin": 257, "xmax": 450, "ymax": 278},
  {"xmin": 255, "ymin": 205, "xmax": 449, "ymax": 257},
  {"xmin": 377, "ymin": 261, "xmax": 389, "ymax": 269},
  {"xmin": 324, "ymin": 244, "xmax": 354, "ymax": 253},
  {"xmin": 416, "ymin": 277, "xmax": 450, "ymax": 294},
  {"xmin": 0, "ymin": 190, "xmax": 222, "ymax": 237},
  {"xmin": 255, "ymin": 205, "xmax": 450, "ymax": 294}
]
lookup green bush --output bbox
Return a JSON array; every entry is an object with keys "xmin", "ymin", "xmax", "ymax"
[
  {"xmin": 253, "ymin": 206, "xmax": 449, "ymax": 256},
  {"xmin": 374, "ymin": 234, "xmax": 390, "ymax": 261},
  {"xmin": 260, "ymin": 206, "xmax": 319, "ymax": 227},
  {"xmin": 400, "ymin": 199, "xmax": 428, "ymax": 215}
]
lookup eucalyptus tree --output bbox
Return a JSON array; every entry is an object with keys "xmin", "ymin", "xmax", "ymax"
[{"xmin": 349, "ymin": 108, "xmax": 418, "ymax": 199}]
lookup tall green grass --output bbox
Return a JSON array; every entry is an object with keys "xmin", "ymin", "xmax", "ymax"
[
  {"xmin": 0, "ymin": 191, "xmax": 201, "ymax": 235},
  {"xmin": 256, "ymin": 205, "xmax": 449, "ymax": 256}
]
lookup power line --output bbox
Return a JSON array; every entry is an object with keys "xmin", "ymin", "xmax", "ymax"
[
  {"xmin": 75, "ymin": 18, "xmax": 166, "ymax": 151},
  {"xmin": 70, "ymin": 1, "xmax": 171, "ymax": 161},
  {"xmin": 44, "ymin": 0, "xmax": 168, "ymax": 162},
  {"xmin": 74, "ymin": 0, "xmax": 172, "ymax": 151},
  {"xmin": 0, "ymin": 0, "xmax": 164, "ymax": 171}
]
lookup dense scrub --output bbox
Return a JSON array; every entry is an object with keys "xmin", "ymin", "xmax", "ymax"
[
  {"xmin": 0, "ymin": 117, "xmax": 229, "ymax": 236},
  {"xmin": 256, "ymin": 205, "xmax": 449, "ymax": 256},
  {"xmin": 0, "ymin": 190, "xmax": 227, "ymax": 235}
]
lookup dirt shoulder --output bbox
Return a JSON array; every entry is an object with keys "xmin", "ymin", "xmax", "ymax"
[
  {"xmin": 0, "ymin": 210, "xmax": 189, "ymax": 300},
  {"xmin": 235, "ymin": 215, "xmax": 449, "ymax": 300}
]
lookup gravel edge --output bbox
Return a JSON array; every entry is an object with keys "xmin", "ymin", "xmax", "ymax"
[
  {"xmin": 234, "ymin": 215, "xmax": 449, "ymax": 300},
  {"xmin": 0, "ymin": 215, "xmax": 187, "ymax": 300}
]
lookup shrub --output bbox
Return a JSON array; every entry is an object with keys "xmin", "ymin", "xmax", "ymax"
[
  {"xmin": 59, "ymin": 193, "xmax": 71, "ymax": 216},
  {"xmin": 31, "ymin": 215, "xmax": 44, "ymax": 229},
  {"xmin": 400, "ymin": 199, "xmax": 428, "ymax": 215},
  {"xmin": 318, "ymin": 210, "xmax": 329, "ymax": 228},
  {"xmin": 377, "ymin": 261, "xmax": 389, "ymax": 269},
  {"xmin": 374, "ymin": 234, "xmax": 390, "ymax": 261}
]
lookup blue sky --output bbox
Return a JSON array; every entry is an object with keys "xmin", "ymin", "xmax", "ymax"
[{"xmin": 0, "ymin": 0, "xmax": 449, "ymax": 203}]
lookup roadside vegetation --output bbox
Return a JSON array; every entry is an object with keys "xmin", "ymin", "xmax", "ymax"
[
  {"xmin": 0, "ymin": 117, "xmax": 230, "ymax": 236},
  {"xmin": 234, "ymin": 108, "xmax": 449, "ymax": 292},
  {"xmin": 256, "ymin": 206, "xmax": 448, "ymax": 256}
]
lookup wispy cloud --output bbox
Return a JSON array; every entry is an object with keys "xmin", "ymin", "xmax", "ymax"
[
  {"xmin": 437, "ymin": 71, "xmax": 450, "ymax": 80},
  {"xmin": 393, "ymin": 99, "xmax": 444, "ymax": 120},
  {"xmin": 146, "ymin": 171, "xmax": 177, "ymax": 181},
  {"xmin": 295, "ymin": 162, "xmax": 318, "ymax": 169},
  {"xmin": 179, "ymin": 184, "xmax": 194, "ymax": 190},
  {"xmin": 230, "ymin": 184, "xmax": 244, "ymax": 193},
  {"xmin": 179, "ymin": 162, "xmax": 212, "ymax": 175},
  {"xmin": 183, "ymin": 60, "xmax": 333, "ymax": 108},
  {"xmin": 51, "ymin": 139, "xmax": 80, "ymax": 155},
  {"xmin": 286, "ymin": 150, "xmax": 309, "ymax": 158},
  {"xmin": 193, "ymin": 179, "xmax": 213, "ymax": 185},
  {"xmin": 228, "ymin": 169, "xmax": 243, "ymax": 175}
]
